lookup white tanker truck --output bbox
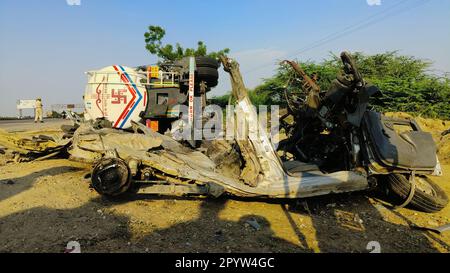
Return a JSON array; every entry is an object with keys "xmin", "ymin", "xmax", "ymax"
[{"xmin": 83, "ymin": 56, "xmax": 220, "ymax": 132}]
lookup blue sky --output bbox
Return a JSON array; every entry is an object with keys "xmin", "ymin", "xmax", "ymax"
[{"xmin": 0, "ymin": 0, "xmax": 449, "ymax": 116}]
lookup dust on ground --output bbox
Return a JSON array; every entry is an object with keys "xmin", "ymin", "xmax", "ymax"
[{"xmin": 0, "ymin": 115, "xmax": 449, "ymax": 253}]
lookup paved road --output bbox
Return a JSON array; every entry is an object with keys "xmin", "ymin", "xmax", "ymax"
[{"xmin": 0, "ymin": 119, "xmax": 72, "ymax": 132}]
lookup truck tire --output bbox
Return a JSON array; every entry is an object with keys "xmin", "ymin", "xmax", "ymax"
[
  {"xmin": 387, "ymin": 174, "xmax": 448, "ymax": 213},
  {"xmin": 195, "ymin": 56, "xmax": 219, "ymax": 69},
  {"xmin": 197, "ymin": 66, "xmax": 218, "ymax": 80},
  {"xmin": 197, "ymin": 67, "xmax": 219, "ymax": 87},
  {"xmin": 207, "ymin": 80, "xmax": 218, "ymax": 88}
]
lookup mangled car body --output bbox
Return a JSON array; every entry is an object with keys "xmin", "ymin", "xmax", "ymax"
[{"xmin": 1, "ymin": 53, "xmax": 447, "ymax": 213}]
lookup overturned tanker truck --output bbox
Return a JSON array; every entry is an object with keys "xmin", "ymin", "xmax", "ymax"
[
  {"xmin": 69, "ymin": 52, "xmax": 447, "ymax": 213},
  {"xmin": 83, "ymin": 56, "xmax": 219, "ymax": 132}
]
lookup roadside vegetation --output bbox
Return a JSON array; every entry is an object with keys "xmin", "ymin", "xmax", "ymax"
[
  {"xmin": 213, "ymin": 52, "xmax": 450, "ymax": 120},
  {"xmin": 142, "ymin": 26, "xmax": 450, "ymax": 120}
]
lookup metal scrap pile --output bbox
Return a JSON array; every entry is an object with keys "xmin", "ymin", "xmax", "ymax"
[{"xmin": 0, "ymin": 128, "xmax": 71, "ymax": 163}]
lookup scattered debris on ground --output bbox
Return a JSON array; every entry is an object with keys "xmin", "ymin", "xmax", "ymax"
[{"xmin": 0, "ymin": 157, "xmax": 449, "ymax": 253}]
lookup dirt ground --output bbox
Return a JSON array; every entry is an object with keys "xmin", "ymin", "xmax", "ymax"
[{"xmin": 0, "ymin": 116, "xmax": 449, "ymax": 253}]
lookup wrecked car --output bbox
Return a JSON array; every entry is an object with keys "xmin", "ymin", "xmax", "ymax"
[
  {"xmin": 278, "ymin": 52, "xmax": 447, "ymax": 212},
  {"xmin": 74, "ymin": 53, "xmax": 448, "ymax": 213},
  {"xmin": 1, "ymin": 53, "xmax": 447, "ymax": 214}
]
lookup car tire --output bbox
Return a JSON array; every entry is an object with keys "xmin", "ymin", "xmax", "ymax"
[{"xmin": 387, "ymin": 174, "xmax": 448, "ymax": 213}]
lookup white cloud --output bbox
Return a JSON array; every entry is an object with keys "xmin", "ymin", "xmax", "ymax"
[
  {"xmin": 66, "ymin": 0, "xmax": 81, "ymax": 6},
  {"xmin": 366, "ymin": 0, "xmax": 381, "ymax": 6}
]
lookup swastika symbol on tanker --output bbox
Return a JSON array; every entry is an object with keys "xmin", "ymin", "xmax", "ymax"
[{"xmin": 111, "ymin": 89, "xmax": 127, "ymax": 104}]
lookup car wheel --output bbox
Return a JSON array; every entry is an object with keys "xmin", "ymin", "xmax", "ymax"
[
  {"xmin": 387, "ymin": 174, "xmax": 448, "ymax": 213},
  {"xmin": 91, "ymin": 158, "xmax": 131, "ymax": 197}
]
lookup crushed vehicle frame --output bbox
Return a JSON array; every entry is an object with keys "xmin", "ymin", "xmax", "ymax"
[
  {"xmin": 73, "ymin": 55, "xmax": 368, "ymax": 199},
  {"xmin": 1, "ymin": 53, "xmax": 447, "ymax": 214}
]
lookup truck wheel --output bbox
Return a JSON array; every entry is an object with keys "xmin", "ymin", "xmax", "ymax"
[
  {"xmin": 207, "ymin": 80, "xmax": 218, "ymax": 88},
  {"xmin": 197, "ymin": 66, "xmax": 219, "ymax": 88},
  {"xmin": 197, "ymin": 66, "xmax": 219, "ymax": 79},
  {"xmin": 91, "ymin": 158, "xmax": 131, "ymax": 197},
  {"xmin": 195, "ymin": 56, "xmax": 219, "ymax": 69},
  {"xmin": 387, "ymin": 174, "xmax": 448, "ymax": 213}
]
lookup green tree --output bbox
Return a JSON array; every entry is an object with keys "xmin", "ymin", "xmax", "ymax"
[
  {"xmin": 144, "ymin": 25, "xmax": 230, "ymax": 62},
  {"xmin": 246, "ymin": 51, "xmax": 450, "ymax": 119},
  {"xmin": 208, "ymin": 93, "xmax": 231, "ymax": 108}
]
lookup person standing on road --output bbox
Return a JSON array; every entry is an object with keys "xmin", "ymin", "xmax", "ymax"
[{"xmin": 34, "ymin": 98, "xmax": 44, "ymax": 123}]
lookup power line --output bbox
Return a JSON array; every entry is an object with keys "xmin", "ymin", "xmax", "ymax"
[
  {"xmin": 243, "ymin": 0, "xmax": 430, "ymax": 75},
  {"xmin": 244, "ymin": 0, "xmax": 426, "ymax": 74},
  {"xmin": 288, "ymin": 0, "xmax": 430, "ymax": 57},
  {"xmin": 284, "ymin": 0, "xmax": 410, "ymax": 58}
]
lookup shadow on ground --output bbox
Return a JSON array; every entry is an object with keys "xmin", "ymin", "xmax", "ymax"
[
  {"xmin": 0, "ymin": 160, "xmax": 448, "ymax": 253},
  {"xmin": 1, "ymin": 192, "xmax": 448, "ymax": 253},
  {"xmin": 0, "ymin": 166, "xmax": 85, "ymax": 202}
]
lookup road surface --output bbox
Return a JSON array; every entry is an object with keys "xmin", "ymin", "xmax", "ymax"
[{"xmin": 0, "ymin": 119, "xmax": 72, "ymax": 132}]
